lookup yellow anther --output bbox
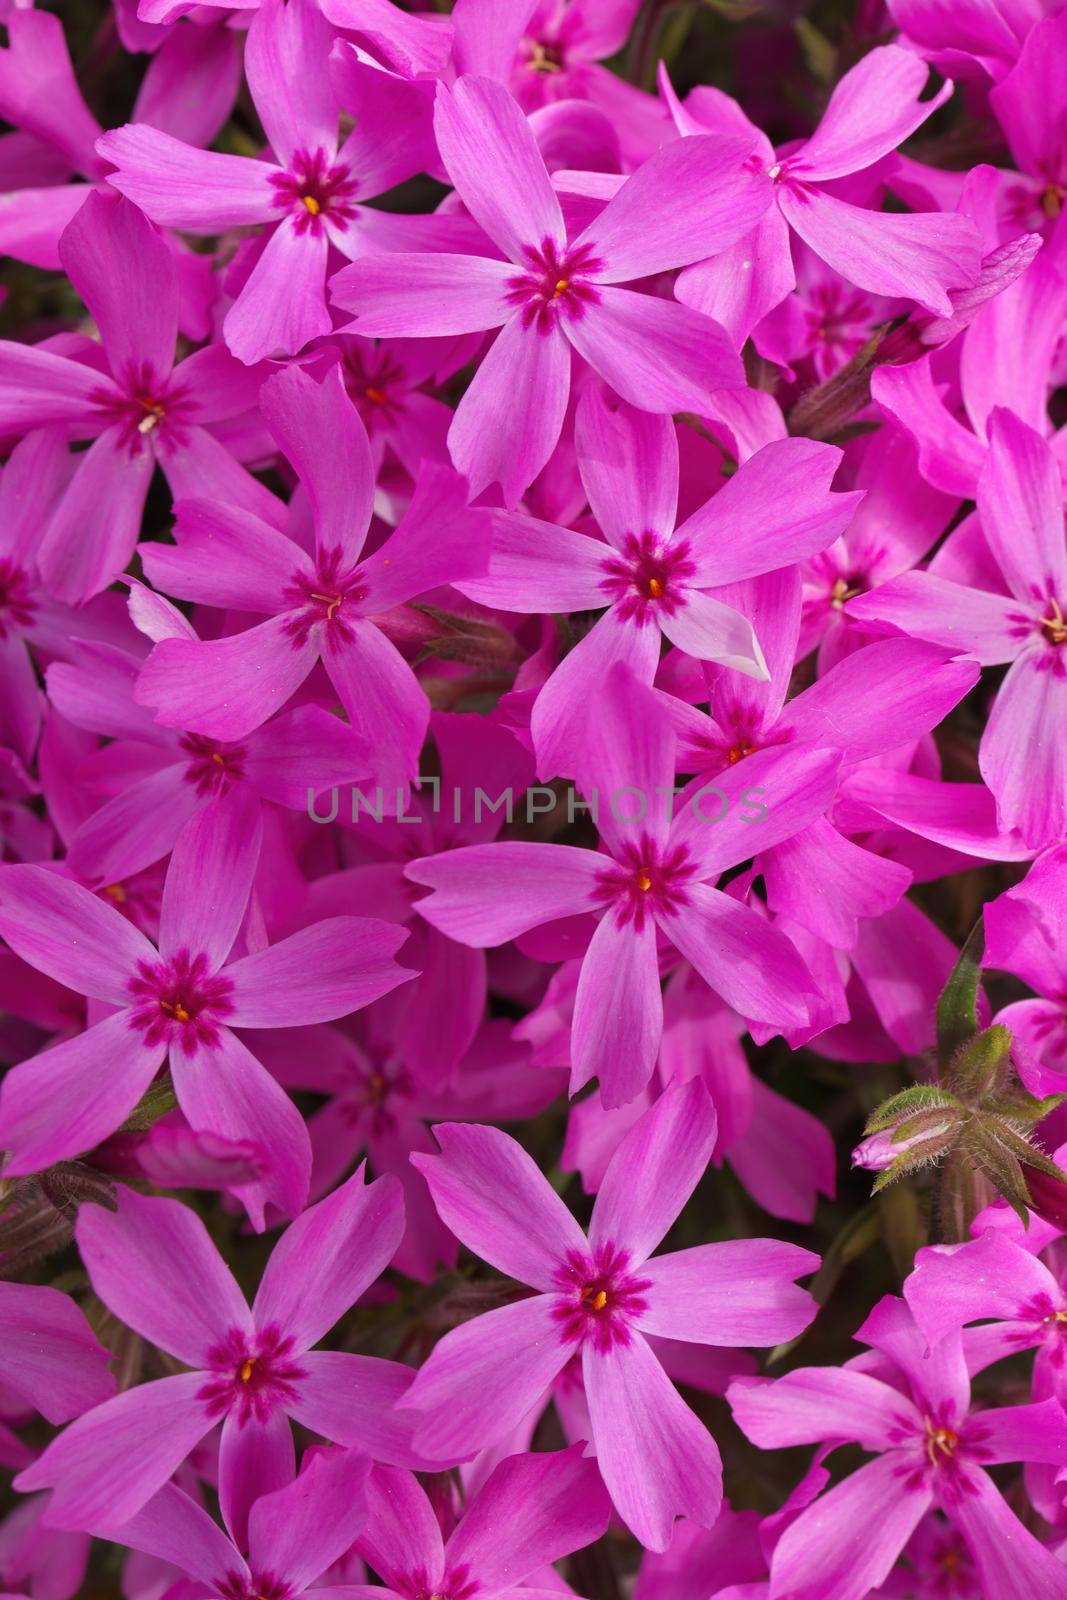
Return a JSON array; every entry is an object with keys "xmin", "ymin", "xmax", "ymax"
[
  {"xmin": 1040, "ymin": 596, "xmax": 1067, "ymax": 643},
  {"xmin": 303, "ymin": 195, "xmax": 321, "ymax": 215},
  {"xmin": 553, "ymin": 278, "xmax": 569, "ymax": 295},
  {"xmin": 365, "ymin": 386, "xmax": 387, "ymax": 405},
  {"xmin": 104, "ymin": 882, "xmax": 126, "ymax": 903},
  {"xmin": 211, "ymin": 752, "xmax": 225, "ymax": 766},
  {"xmin": 310, "ymin": 592, "xmax": 343, "ymax": 620},
  {"xmin": 647, "ymin": 577, "xmax": 664, "ymax": 599},
  {"xmin": 240, "ymin": 1357, "xmax": 255, "ymax": 1382},
  {"xmin": 590, "ymin": 1290, "xmax": 607, "ymax": 1311},
  {"xmin": 636, "ymin": 872, "xmax": 652, "ymax": 892},
  {"xmin": 1042, "ymin": 184, "xmax": 1065, "ymax": 220}
]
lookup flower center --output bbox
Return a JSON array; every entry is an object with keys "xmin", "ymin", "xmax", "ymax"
[
  {"xmin": 830, "ymin": 574, "xmax": 864, "ymax": 610},
  {"xmin": 127, "ymin": 949, "xmax": 234, "ymax": 1057},
  {"xmin": 505, "ymin": 239, "xmax": 602, "ymax": 333},
  {"xmin": 272, "ymin": 148, "xmax": 359, "ymax": 234},
  {"xmin": 593, "ymin": 835, "xmax": 695, "ymax": 930},
  {"xmin": 1042, "ymin": 182, "xmax": 1065, "ymax": 219},
  {"xmin": 180, "ymin": 733, "xmax": 246, "ymax": 797},
  {"xmin": 599, "ymin": 531, "xmax": 697, "ymax": 625},
  {"xmin": 1040, "ymin": 595, "xmax": 1067, "ymax": 645},
  {"xmin": 924, "ymin": 1415, "xmax": 959, "ymax": 1468},
  {"xmin": 199, "ymin": 1325, "xmax": 307, "ymax": 1426},
  {"xmin": 552, "ymin": 1245, "xmax": 652, "ymax": 1353},
  {"xmin": 137, "ymin": 396, "xmax": 166, "ymax": 434},
  {"xmin": 528, "ymin": 38, "xmax": 564, "ymax": 72},
  {"xmin": 282, "ymin": 548, "xmax": 367, "ymax": 649},
  {"xmin": 727, "ymin": 739, "xmax": 758, "ymax": 765},
  {"xmin": 0, "ymin": 558, "xmax": 36, "ymax": 639}
]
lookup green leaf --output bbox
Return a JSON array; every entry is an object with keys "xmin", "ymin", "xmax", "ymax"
[
  {"xmin": 936, "ymin": 920, "xmax": 985, "ymax": 1071},
  {"xmin": 948, "ymin": 1024, "xmax": 1013, "ymax": 1100}
]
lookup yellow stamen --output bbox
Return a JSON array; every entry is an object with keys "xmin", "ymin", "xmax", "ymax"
[
  {"xmin": 727, "ymin": 739, "xmax": 757, "ymax": 765},
  {"xmin": 830, "ymin": 575, "xmax": 861, "ymax": 610},
  {"xmin": 1041, "ymin": 184, "xmax": 1065, "ymax": 220},
  {"xmin": 636, "ymin": 872, "xmax": 652, "ymax": 892},
  {"xmin": 104, "ymin": 882, "xmax": 126, "ymax": 903},
  {"xmin": 211, "ymin": 752, "xmax": 225, "ymax": 766},
  {"xmin": 161, "ymin": 998, "xmax": 191, "ymax": 1024},
  {"xmin": 365, "ymin": 386, "xmax": 387, "ymax": 405},
  {"xmin": 553, "ymin": 278, "xmax": 569, "ymax": 296},
  {"xmin": 310, "ymin": 592, "xmax": 343, "ymax": 620},
  {"xmin": 647, "ymin": 577, "xmax": 664, "ymax": 599},
  {"xmin": 924, "ymin": 1419, "xmax": 958, "ymax": 1468},
  {"xmin": 1040, "ymin": 595, "xmax": 1067, "ymax": 643},
  {"xmin": 240, "ymin": 1357, "xmax": 255, "ymax": 1382},
  {"xmin": 590, "ymin": 1290, "xmax": 607, "ymax": 1311},
  {"xmin": 303, "ymin": 195, "xmax": 321, "ymax": 216}
]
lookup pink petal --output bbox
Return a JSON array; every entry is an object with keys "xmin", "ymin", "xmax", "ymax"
[
  {"xmin": 16, "ymin": 1374, "xmax": 213, "ymax": 1533},
  {"xmin": 323, "ymin": 620, "xmax": 430, "ymax": 792},
  {"xmin": 572, "ymin": 912, "xmax": 663, "ymax": 1108},
  {"xmin": 253, "ymin": 1166, "xmax": 403, "ymax": 1351},
  {"xmin": 583, "ymin": 1332, "xmax": 722, "ymax": 1552},
  {"xmin": 413, "ymin": 1121, "xmax": 586, "ymax": 1288},
  {"xmin": 77, "ymin": 1188, "xmax": 250, "ymax": 1367},
  {"xmin": 38, "ymin": 426, "xmax": 154, "ymax": 604},
  {"xmin": 59, "ymin": 192, "xmax": 177, "ymax": 392},
  {"xmin": 247, "ymin": 1446, "xmax": 371, "ymax": 1591},
  {"xmin": 778, "ymin": 184, "xmax": 981, "ymax": 317},
  {"xmin": 224, "ymin": 917, "xmax": 412, "ymax": 1025},
  {"xmin": 788, "ymin": 46, "xmax": 951, "ymax": 182},
  {"xmin": 785, "ymin": 636, "xmax": 985, "ymax": 746},
  {"xmin": 401, "ymin": 1294, "xmax": 571, "ymax": 1460},
  {"xmin": 768, "ymin": 1453, "xmax": 931, "ymax": 1600},
  {"xmin": 244, "ymin": 0, "xmax": 337, "ymax": 169},
  {"xmin": 978, "ymin": 408, "xmax": 1067, "ymax": 606},
  {"xmin": 0, "ymin": 865, "xmax": 153, "ymax": 1000},
  {"xmin": 981, "ymin": 648, "xmax": 1067, "ymax": 848},
  {"xmin": 949, "ymin": 1464, "xmax": 1067, "ymax": 1598},
  {"xmin": 445, "ymin": 1445, "xmax": 612, "ymax": 1593},
  {"xmin": 67, "ymin": 763, "xmax": 200, "ymax": 886},
  {"xmin": 291, "ymin": 1351, "xmax": 443, "ymax": 1467},
  {"xmin": 134, "ymin": 618, "xmax": 319, "ymax": 742},
  {"xmin": 357, "ymin": 1466, "xmax": 444, "ymax": 1594},
  {"xmin": 357, "ymin": 461, "xmax": 491, "ymax": 612},
  {"xmin": 98, "ymin": 124, "xmax": 277, "ymax": 231},
  {"xmin": 729, "ymin": 1365, "xmax": 918, "ymax": 1449},
  {"xmin": 99, "ymin": 1481, "xmax": 244, "ymax": 1585},
  {"xmin": 406, "ymin": 842, "xmax": 602, "ymax": 945},
  {"xmin": 675, "ymin": 208, "xmax": 795, "ymax": 349},
  {"xmin": 171, "ymin": 1027, "xmax": 311, "ymax": 1226},
  {"xmin": 658, "ymin": 883, "xmax": 813, "ymax": 1029},
  {"xmin": 0, "ymin": 1282, "xmax": 115, "ymax": 1424},
  {"xmin": 260, "ymin": 364, "xmax": 374, "ymax": 567},
  {"xmin": 449, "ymin": 314, "xmax": 571, "ymax": 505},
  {"xmin": 330, "ymin": 251, "xmax": 514, "ymax": 336},
  {"xmin": 531, "ymin": 608, "xmax": 661, "ymax": 781},
  {"xmin": 590, "ymin": 1080, "xmax": 716, "ymax": 1265},
  {"xmin": 433, "ymin": 75, "xmax": 564, "ymax": 262},
  {"xmin": 574, "ymin": 385, "xmax": 678, "ymax": 549},
  {"xmin": 457, "ymin": 508, "xmax": 606, "ymax": 613},
  {"xmin": 658, "ymin": 587, "xmax": 767, "ymax": 677},
  {"xmin": 566, "ymin": 287, "xmax": 743, "ymax": 413},
  {"xmin": 636, "ymin": 1240, "xmax": 818, "ymax": 1346},
  {"xmin": 571, "ymin": 663, "xmax": 676, "ymax": 853},
  {"xmin": 224, "ymin": 218, "xmax": 330, "ymax": 364},
  {"xmin": 578, "ymin": 134, "xmax": 771, "ymax": 282},
  {"xmin": 671, "ymin": 744, "xmax": 844, "ymax": 880},
  {"xmin": 0, "ymin": 341, "xmax": 118, "ymax": 433},
  {"xmin": 159, "ymin": 789, "xmax": 262, "ymax": 970},
  {"xmin": 142, "ymin": 499, "xmax": 309, "ymax": 613}
]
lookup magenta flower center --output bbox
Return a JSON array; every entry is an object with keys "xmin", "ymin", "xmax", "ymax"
[
  {"xmin": 505, "ymin": 239, "xmax": 602, "ymax": 333},
  {"xmin": 219, "ymin": 1572, "xmax": 294, "ymax": 1600},
  {"xmin": 180, "ymin": 733, "xmax": 247, "ymax": 797},
  {"xmin": 599, "ymin": 532, "xmax": 696, "ymax": 624},
  {"xmin": 552, "ymin": 1244, "xmax": 651, "ymax": 1352},
  {"xmin": 127, "ymin": 948, "xmax": 234, "ymax": 1056},
  {"xmin": 346, "ymin": 348, "xmax": 407, "ymax": 430},
  {"xmin": 272, "ymin": 148, "xmax": 359, "ymax": 234},
  {"xmin": 92, "ymin": 363, "xmax": 192, "ymax": 453},
  {"xmin": 593, "ymin": 835, "xmax": 696, "ymax": 930},
  {"xmin": 0, "ymin": 559, "xmax": 36, "ymax": 639},
  {"xmin": 199, "ymin": 1324, "xmax": 307, "ymax": 1425},
  {"xmin": 282, "ymin": 546, "xmax": 368, "ymax": 648}
]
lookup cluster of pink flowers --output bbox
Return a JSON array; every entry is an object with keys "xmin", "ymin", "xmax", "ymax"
[{"xmin": 2, "ymin": 0, "xmax": 1067, "ymax": 1595}]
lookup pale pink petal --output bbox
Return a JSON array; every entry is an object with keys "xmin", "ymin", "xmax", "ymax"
[
  {"xmin": 583, "ymin": 1333, "xmax": 721, "ymax": 1552},
  {"xmin": 244, "ymin": 0, "xmax": 337, "ymax": 169},
  {"xmin": 38, "ymin": 426, "xmax": 154, "ymax": 604},
  {"xmin": 448, "ymin": 315, "xmax": 571, "ymax": 505},
  {"xmin": 98, "ymin": 124, "xmax": 277, "ymax": 230},
  {"xmin": 406, "ymin": 842, "xmax": 601, "ymax": 945},
  {"xmin": 260, "ymin": 364, "xmax": 374, "ymax": 566},
  {"xmin": 0, "ymin": 864, "xmax": 153, "ymax": 1000},
  {"xmin": 291, "ymin": 1350, "xmax": 441, "ymax": 1466},
  {"xmin": 674, "ymin": 208, "xmax": 795, "ymax": 349},
  {"xmin": 578, "ymin": 135, "xmax": 771, "ymax": 282},
  {"xmin": 16, "ymin": 1374, "xmax": 213, "ymax": 1533},
  {"xmin": 58, "ymin": 192, "xmax": 177, "ymax": 390},
  {"xmin": 142, "ymin": 500, "xmax": 309, "ymax": 613},
  {"xmin": 658, "ymin": 588, "xmax": 767, "ymax": 677},
  {"xmin": 253, "ymin": 1166, "xmax": 404, "ymax": 1351},
  {"xmin": 574, "ymin": 385, "xmax": 678, "ymax": 549},
  {"xmin": 531, "ymin": 609, "xmax": 660, "ymax": 782},
  {"xmin": 401, "ymin": 1295, "xmax": 571, "ymax": 1460},
  {"xmin": 323, "ymin": 621, "xmax": 430, "ymax": 792},
  {"xmin": 456, "ymin": 509, "xmax": 606, "ymax": 613},
  {"xmin": 778, "ymin": 185, "xmax": 981, "ymax": 317},
  {"xmin": 224, "ymin": 218, "xmax": 330, "ymax": 364},
  {"xmin": 0, "ymin": 341, "xmax": 117, "ymax": 433},
  {"xmin": 978, "ymin": 408, "xmax": 1067, "ymax": 605},
  {"xmin": 96, "ymin": 1480, "xmax": 245, "ymax": 1584},
  {"xmin": 247, "ymin": 1446, "xmax": 371, "ymax": 1591},
  {"xmin": 412, "ymin": 1121, "xmax": 586, "ymax": 1288},
  {"xmin": 566, "ymin": 287, "xmax": 743, "ymax": 413},
  {"xmin": 636, "ymin": 1240, "xmax": 818, "ymax": 1346},
  {"xmin": 433, "ymin": 75, "xmax": 564, "ymax": 261},
  {"xmin": 0, "ymin": 1282, "xmax": 115, "ymax": 1424},
  {"xmin": 788, "ymin": 46, "xmax": 951, "ymax": 181},
  {"xmin": 66, "ymin": 764, "xmax": 199, "ymax": 886},
  {"xmin": 219, "ymin": 1408, "xmax": 295, "ymax": 1552},
  {"xmin": 658, "ymin": 884, "xmax": 812, "ymax": 1029},
  {"xmin": 224, "ymin": 917, "xmax": 412, "ymax": 1025},
  {"xmin": 571, "ymin": 905, "xmax": 663, "ymax": 1108},
  {"xmin": 729, "ymin": 1366, "xmax": 918, "ymax": 1449},
  {"xmin": 590, "ymin": 1080, "xmax": 716, "ymax": 1264},
  {"xmin": 981, "ymin": 648, "xmax": 1067, "ymax": 848},
  {"xmin": 134, "ymin": 619, "xmax": 319, "ymax": 743},
  {"xmin": 76, "ymin": 1188, "xmax": 250, "ymax": 1367},
  {"xmin": 330, "ymin": 252, "xmax": 514, "ymax": 337}
]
